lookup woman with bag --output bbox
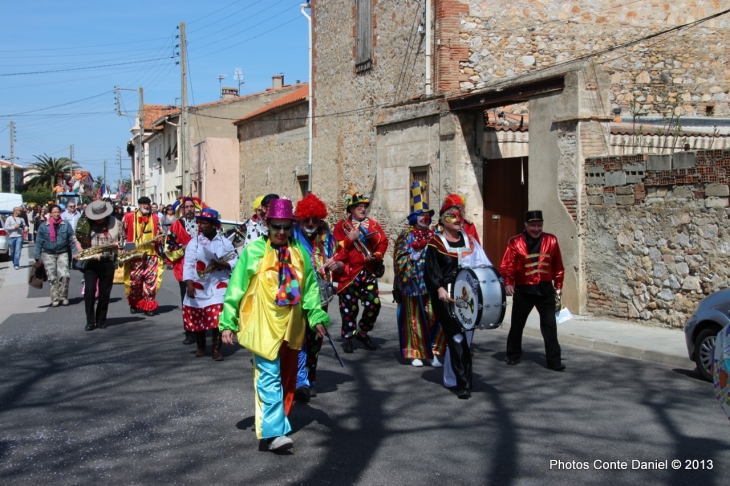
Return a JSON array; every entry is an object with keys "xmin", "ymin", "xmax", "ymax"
[{"xmin": 34, "ymin": 204, "xmax": 76, "ymax": 307}]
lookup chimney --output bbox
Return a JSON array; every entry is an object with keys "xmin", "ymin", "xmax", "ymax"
[
  {"xmin": 272, "ymin": 74, "xmax": 284, "ymax": 89},
  {"xmin": 221, "ymin": 87, "xmax": 238, "ymax": 100}
]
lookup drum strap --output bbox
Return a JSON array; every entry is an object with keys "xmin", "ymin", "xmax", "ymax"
[{"xmin": 436, "ymin": 231, "xmax": 471, "ymax": 267}]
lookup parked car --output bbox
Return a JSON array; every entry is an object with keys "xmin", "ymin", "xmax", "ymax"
[
  {"xmin": 0, "ymin": 210, "xmax": 11, "ymax": 262},
  {"xmin": 684, "ymin": 288, "xmax": 730, "ymax": 381}
]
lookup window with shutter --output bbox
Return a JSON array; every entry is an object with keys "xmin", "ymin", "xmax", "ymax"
[{"xmin": 355, "ymin": 0, "xmax": 372, "ymax": 73}]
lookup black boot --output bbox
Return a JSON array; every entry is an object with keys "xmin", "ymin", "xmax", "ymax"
[
  {"xmin": 211, "ymin": 329, "xmax": 224, "ymax": 361},
  {"xmin": 195, "ymin": 331, "xmax": 207, "ymax": 357},
  {"xmin": 183, "ymin": 331, "xmax": 196, "ymax": 345}
]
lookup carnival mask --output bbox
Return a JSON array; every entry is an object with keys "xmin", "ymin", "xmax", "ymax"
[{"xmin": 442, "ymin": 211, "xmax": 463, "ymax": 225}]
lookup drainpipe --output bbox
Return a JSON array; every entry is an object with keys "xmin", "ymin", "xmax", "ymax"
[
  {"xmin": 301, "ymin": 2, "xmax": 313, "ymax": 193},
  {"xmin": 425, "ymin": 0, "xmax": 432, "ymax": 95}
]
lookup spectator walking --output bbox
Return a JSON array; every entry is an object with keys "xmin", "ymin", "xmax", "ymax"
[{"xmin": 3, "ymin": 207, "xmax": 27, "ymax": 270}]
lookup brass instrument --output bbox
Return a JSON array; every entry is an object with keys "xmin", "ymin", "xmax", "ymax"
[
  {"xmin": 118, "ymin": 234, "xmax": 165, "ymax": 264},
  {"xmin": 197, "ymin": 251, "xmax": 237, "ymax": 279},
  {"xmin": 341, "ymin": 219, "xmax": 371, "ymax": 257},
  {"xmin": 77, "ymin": 242, "xmax": 121, "ymax": 261}
]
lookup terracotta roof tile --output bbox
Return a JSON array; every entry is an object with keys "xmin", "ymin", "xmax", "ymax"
[
  {"xmin": 142, "ymin": 105, "xmax": 178, "ymax": 129},
  {"xmin": 233, "ymin": 85, "xmax": 309, "ymax": 125}
]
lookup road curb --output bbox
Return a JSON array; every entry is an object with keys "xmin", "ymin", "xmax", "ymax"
[{"xmin": 497, "ymin": 321, "xmax": 695, "ymax": 370}]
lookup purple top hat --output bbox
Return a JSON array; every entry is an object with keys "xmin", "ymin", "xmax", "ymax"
[{"xmin": 265, "ymin": 198, "xmax": 296, "ymax": 221}]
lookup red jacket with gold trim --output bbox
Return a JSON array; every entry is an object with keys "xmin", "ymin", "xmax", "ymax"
[
  {"xmin": 499, "ymin": 232, "xmax": 564, "ymax": 290},
  {"xmin": 332, "ymin": 217, "xmax": 388, "ymax": 292}
]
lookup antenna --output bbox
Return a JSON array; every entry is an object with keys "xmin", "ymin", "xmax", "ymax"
[
  {"xmin": 234, "ymin": 68, "xmax": 244, "ymax": 93},
  {"xmin": 217, "ymin": 74, "xmax": 226, "ymax": 99}
]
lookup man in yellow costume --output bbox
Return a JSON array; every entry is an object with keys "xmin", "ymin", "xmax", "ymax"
[{"xmin": 220, "ymin": 198, "xmax": 330, "ymax": 452}]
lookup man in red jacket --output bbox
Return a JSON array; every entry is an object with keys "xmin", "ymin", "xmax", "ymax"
[
  {"xmin": 500, "ymin": 210, "xmax": 566, "ymax": 371},
  {"xmin": 333, "ymin": 191, "xmax": 388, "ymax": 353}
]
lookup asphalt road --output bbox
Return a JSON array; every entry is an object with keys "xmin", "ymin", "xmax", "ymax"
[{"xmin": 1, "ymin": 269, "xmax": 728, "ymax": 485}]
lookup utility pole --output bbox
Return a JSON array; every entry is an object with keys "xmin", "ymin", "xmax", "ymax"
[
  {"xmin": 103, "ymin": 159, "xmax": 107, "ymax": 197},
  {"xmin": 180, "ymin": 21, "xmax": 189, "ymax": 197},
  {"xmin": 9, "ymin": 121, "xmax": 15, "ymax": 193},
  {"xmin": 138, "ymin": 87, "xmax": 144, "ymax": 198}
]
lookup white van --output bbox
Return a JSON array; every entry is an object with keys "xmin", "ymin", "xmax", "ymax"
[{"xmin": 0, "ymin": 192, "xmax": 23, "ymax": 212}]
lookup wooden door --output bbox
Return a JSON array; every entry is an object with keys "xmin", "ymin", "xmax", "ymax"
[{"xmin": 482, "ymin": 157, "xmax": 528, "ymax": 264}]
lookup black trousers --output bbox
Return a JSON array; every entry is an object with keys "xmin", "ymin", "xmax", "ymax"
[
  {"xmin": 432, "ymin": 297, "xmax": 472, "ymax": 390},
  {"xmin": 84, "ymin": 260, "xmax": 115, "ymax": 326},
  {"xmin": 507, "ymin": 291, "xmax": 562, "ymax": 367},
  {"xmin": 178, "ymin": 280, "xmax": 186, "ymax": 305}
]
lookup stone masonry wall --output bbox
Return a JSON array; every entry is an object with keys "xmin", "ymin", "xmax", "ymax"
[
  {"xmin": 312, "ymin": 0, "xmax": 429, "ymax": 252},
  {"xmin": 237, "ymin": 103, "xmax": 309, "ymax": 220},
  {"xmin": 458, "ymin": 1, "xmax": 730, "ymax": 118},
  {"xmin": 584, "ymin": 149, "xmax": 730, "ymax": 328}
]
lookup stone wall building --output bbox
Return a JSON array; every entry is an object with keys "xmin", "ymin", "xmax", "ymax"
[
  {"xmin": 235, "ymin": 85, "xmax": 310, "ymax": 216},
  {"xmin": 258, "ymin": 0, "xmax": 730, "ymax": 321}
]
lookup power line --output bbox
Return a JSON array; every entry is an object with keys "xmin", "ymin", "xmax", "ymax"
[
  {"xmin": 0, "ymin": 36, "xmax": 172, "ymax": 54},
  {"xmin": 190, "ymin": 0, "xmax": 291, "ymax": 43},
  {"xmin": 191, "ymin": 15, "xmax": 301, "ymax": 60},
  {"xmin": 0, "ymin": 91, "xmax": 111, "ymax": 117},
  {"xmin": 189, "ymin": 3, "xmax": 296, "ymax": 52},
  {"xmin": 0, "ymin": 57, "xmax": 175, "ymax": 77}
]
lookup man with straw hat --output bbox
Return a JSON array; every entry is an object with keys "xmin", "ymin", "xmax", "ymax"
[
  {"xmin": 220, "ymin": 198, "xmax": 330, "ymax": 452},
  {"xmin": 76, "ymin": 200, "xmax": 123, "ymax": 331}
]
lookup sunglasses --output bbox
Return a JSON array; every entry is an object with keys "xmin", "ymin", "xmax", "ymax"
[
  {"xmin": 269, "ymin": 223, "xmax": 293, "ymax": 232},
  {"xmin": 302, "ymin": 217, "xmax": 320, "ymax": 224}
]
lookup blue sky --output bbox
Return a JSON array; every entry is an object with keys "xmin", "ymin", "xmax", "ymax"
[{"xmin": 0, "ymin": 0, "xmax": 309, "ymax": 183}]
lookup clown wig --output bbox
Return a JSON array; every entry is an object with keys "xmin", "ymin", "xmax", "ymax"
[
  {"xmin": 439, "ymin": 193, "xmax": 466, "ymax": 215},
  {"xmin": 251, "ymin": 195, "xmax": 265, "ymax": 213},
  {"xmin": 171, "ymin": 196, "xmax": 207, "ymax": 218},
  {"xmin": 295, "ymin": 193, "xmax": 328, "ymax": 220}
]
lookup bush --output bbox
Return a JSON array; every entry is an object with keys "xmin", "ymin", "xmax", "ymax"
[{"xmin": 21, "ymin": 187, "xmax": 55, "ymax": 207}]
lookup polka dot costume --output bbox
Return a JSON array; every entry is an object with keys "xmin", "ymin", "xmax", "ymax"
[{"xmin": 183, "ymin": 304, "xmax": 224, "ymax": 332}]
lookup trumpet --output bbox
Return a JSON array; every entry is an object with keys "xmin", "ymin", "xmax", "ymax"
[
  {"xmin": 197, "ymin": 251, "xmax": 237, "ymax": 279},
  {"xmin": 118, "ymin": 234, "xmax": 165, "ymax": 263},
  {"xmin": 342, "ymin": 219, "xmax": 371, "ymax": 257}
]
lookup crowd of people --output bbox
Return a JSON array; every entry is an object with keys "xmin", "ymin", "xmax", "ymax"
[{"xmin": 4, "ymin": 187, "xmax": 567, "ymax": 453}]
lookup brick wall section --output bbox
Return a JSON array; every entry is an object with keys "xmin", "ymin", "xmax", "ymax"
[
  {"xmin": 435, "ymin": 0, "xmax": 469, "ymax": 93},
  {"xmin": 458, "ymin": 1, "xmax": 730, "ymax": 117},
  {"xmin": 583, "ymin": 149, "xmax": 730, "ymax": 328}
]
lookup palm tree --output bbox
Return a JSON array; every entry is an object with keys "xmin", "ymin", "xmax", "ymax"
[
  {"xmin": 93, "ymin": 175, "xmax": 104, "ymax": 195},
  {"xmin": 25, "ymin": 154, "xmax": 79, "ymax": 190}
]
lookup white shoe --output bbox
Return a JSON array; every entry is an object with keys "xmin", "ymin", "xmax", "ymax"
[
  {"xmin": 268, "ymin": 435, "xmax": 293, "ymax": 451},
  {"xmin": 431, "ymin": 355, "xmax": 443, "ymax": 368},
  {"xmin": 411, "ymin": 358, "xmax": 424, "ymax": 367}
]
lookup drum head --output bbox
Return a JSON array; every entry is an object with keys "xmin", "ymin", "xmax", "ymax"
[{"xmin": 451, "ymin": 269, "xmax": 482, "ymax": 330}]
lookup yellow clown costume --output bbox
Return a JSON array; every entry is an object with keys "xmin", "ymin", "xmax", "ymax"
[{"xmin": 219, "ymin": 236, "xmax": 330, "ymax": 440}]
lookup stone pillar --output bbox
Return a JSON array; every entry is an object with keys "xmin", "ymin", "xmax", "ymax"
[{"xmin": 528, "ymin": 67, "xmax": 612, "ymax": 314}]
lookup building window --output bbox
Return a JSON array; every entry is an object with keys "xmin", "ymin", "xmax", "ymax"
[
  {"xmin": 410, "ymin": 166, "xmax": 429, "ymax": 206},
  {"xmin": 298, "ymin": 176, "xmax": 309, "ymax": 198},
  {"xmin": 355, "ymin": 0, "xmax": 372, "ymax": 73}
]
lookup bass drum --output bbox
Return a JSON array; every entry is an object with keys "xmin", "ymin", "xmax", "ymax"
[{"xmin": 450, "ymin": 266, "xmax": 506, "ymax": 330}]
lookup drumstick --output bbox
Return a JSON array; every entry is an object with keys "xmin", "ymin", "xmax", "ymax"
[{"xmin": 445, "ymin": 296, "xmax": 469, "ymax": 309}]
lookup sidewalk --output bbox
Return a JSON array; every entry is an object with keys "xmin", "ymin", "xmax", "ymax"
[
  {"xmin": 0, "ymin": 242, "xmax": 50, "ymax": 325},
  {"xmin": 377, "ymin": 282, "xmax": 694, "ymax": 370}
]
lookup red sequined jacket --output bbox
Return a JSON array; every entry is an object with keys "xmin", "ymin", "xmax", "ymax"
[
  {"xmin": 499, "ymin": 233, "xmax": 564, "ymax": 290},
  {"xmin": 332, "ymin": 217, "xmax": 388, "ymax": 291}
]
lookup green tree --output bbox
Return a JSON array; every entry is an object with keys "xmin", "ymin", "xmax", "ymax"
[
  {"xmin": 92, "ymin": 175, "xmax": 104, "ymax": 195},
  {"xmin": 21, "ymin": 186, "xmax": 55, "ymax": 207},
  {"xmin": 25, "ymin": 154, "xmax": 79, "ymax": 190}
]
